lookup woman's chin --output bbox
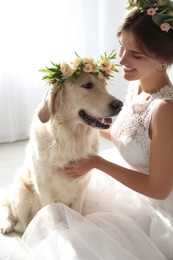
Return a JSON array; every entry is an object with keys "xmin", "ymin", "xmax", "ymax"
[{"xmin": 123, "ymin": 72, "xmax": 138, "ymax": 81}]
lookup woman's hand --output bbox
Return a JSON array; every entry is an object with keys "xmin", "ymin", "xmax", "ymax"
[
  {"xmin": 99, "ymin": 128, "xmax": 112, "ymax": 142},
  {"xmin": 61, "ymin": 156, "xmax": 98, "ymax": 178}
]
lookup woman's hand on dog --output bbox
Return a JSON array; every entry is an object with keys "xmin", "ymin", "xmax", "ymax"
[{"xmin": 61, "ymin": 156, "xmax": 99, "ymax": 178}]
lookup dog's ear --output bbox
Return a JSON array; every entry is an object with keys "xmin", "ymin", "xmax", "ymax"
[{"xmin": 37, "ymin": 87, "xmax": 59, "ymax": 123}]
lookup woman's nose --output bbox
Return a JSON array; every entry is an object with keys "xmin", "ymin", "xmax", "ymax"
[{"xmin": 119, "ymin": 51, "xmax": 128, "ymax": 65}]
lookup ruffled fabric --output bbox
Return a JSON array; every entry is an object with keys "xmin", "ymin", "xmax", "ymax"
[
  {"xmin": 10, "ymin": 199, "xmax": 173, "ymax": 260},
  {"xmin": 9, "ymin": 147, "xmax": 173, "ymax": 260},
  {"xmin": 10, "ymin": 201, "xmax": 169, "ymax": 260}
]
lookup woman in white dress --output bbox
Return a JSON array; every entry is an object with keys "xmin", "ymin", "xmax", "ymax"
[{"xmin": 11, "ymin": 1, "xmax": 173, "ymax": 259}]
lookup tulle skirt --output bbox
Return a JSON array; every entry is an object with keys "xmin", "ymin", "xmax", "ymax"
[{"xmin": 7, "ymin": 148, "xmax": 173, "ymax": 259}]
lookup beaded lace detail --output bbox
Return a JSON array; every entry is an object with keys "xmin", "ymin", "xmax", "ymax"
[{"xmin": 111, "ymin": 83, "xmax": 173, "ymax": 174}]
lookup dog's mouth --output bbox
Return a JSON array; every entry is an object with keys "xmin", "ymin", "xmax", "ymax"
[{"xmin": 79, "ymin": 110, "xmax": 112, "ymax": 129}]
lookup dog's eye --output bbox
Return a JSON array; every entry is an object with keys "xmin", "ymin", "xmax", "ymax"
[{"xmin": 82, "ymin": 82, "xmax": 94, "ymax": 89}]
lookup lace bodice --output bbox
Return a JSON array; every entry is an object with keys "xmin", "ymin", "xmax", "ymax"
[{"xmin": 111, "ymin": 82, "xmax": 173, "ymax": 174}]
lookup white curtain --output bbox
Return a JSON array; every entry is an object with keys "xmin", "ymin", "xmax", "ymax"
[{"xmin": 0, "ymin": 0, "xmax": 127, "ymax": 143}]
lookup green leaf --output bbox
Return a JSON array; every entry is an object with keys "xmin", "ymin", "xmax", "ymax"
[
  {"xmin": 39, "ymin": 69, "xmax": 47, "ymax": 72},
  {"xmin": 152, "ymin": 13, "xmax": 164, "ymax": 26}
]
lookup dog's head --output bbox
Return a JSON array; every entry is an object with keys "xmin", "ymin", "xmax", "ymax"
[{"xmin": 37, "ymin": 72, "xmax": 123, "ymax": 129}]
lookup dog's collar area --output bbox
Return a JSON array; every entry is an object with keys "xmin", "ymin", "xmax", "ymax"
[{"xmin": 79, "ymin": 110, "xmax": 112, "ymax": 129}]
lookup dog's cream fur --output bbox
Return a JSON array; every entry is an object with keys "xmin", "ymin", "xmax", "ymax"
[{"xmin": 0, "ymin": 72, "xmax": 122, "ymax": 234}]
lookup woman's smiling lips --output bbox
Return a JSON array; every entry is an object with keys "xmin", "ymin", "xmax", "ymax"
[{"xmin": 124, "ymin": 67, "xmax": 137, "ymax": 73}]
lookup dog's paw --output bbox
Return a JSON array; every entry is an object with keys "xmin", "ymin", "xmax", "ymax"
[
  {"xmin": 0, "ymin": 204, "xmax": 15, "ymax": 234},
  {"xmin": 0, "ymin": 219, "xmax": 15, "ymax": 234}
]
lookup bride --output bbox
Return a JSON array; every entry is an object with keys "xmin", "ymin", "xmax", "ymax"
[{"xmin": 8, "ymin": 1, "xmax": 173, "ymax": 259}]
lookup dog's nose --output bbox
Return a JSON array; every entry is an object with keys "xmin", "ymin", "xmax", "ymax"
[{"xmin": 110, "ymin": 99, "xmax": 123, "ymax": 112}]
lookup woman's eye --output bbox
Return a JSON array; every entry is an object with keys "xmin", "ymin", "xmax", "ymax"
[
  {"xmin": 132, "ymin": 54, "xmax": 143, "ymax": 59},
  {"xmin": 82, "ymin": 82, "xmax": 94, "ymax": 89}
]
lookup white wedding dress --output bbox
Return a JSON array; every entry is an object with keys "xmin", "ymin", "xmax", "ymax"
[{"xmin": 9, "ymin": 82, "xmax": 173, "ymax": 259}]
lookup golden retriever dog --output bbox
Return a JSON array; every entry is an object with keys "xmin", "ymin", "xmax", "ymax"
[{"xmin": 0, "ymin": 72, "xmax": 122, "ymax": 234}]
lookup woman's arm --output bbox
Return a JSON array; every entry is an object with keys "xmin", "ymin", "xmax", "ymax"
[{"xmin": 63, "ymin": 100, "xmax": 173, "ymax": 199}]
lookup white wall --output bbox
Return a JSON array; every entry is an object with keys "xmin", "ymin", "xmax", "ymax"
[{"xmin": 0, "ymin": 0, "xmax": 128, "ymax": 143}]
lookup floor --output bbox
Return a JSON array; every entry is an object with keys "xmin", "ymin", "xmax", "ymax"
[
  {"xmin": 0, "ymin": 140, "xmax": 28, "ymax": 258},
  {"xmin": 0, "ymin": 140, "xmax": 27, "ymax": 188}
]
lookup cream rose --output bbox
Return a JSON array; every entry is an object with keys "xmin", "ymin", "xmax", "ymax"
[
  {"xmin": 82, "ymin": 57, "xmax": 94, "ymax": 64},
  {"xmin": 60, "ymin": 63, "xmax": 74, "ymax": 78},
  {"xmin": 99, "ymin": 60, "xmax": 112, "ymax": 71},
  {"xmin": 73, "ymin": 58, "xmax": 81, "ymax": 68},
  {"xmin": 92, "ymin": 63, "xmax": 98, "ymax": 73},
  {"xmin": 83, "ymin": 63, "xmax": 93, "ymax": 73}
]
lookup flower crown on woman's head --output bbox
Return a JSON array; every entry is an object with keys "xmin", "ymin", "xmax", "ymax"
[
  {"xmin": 39, "ymin": 50, "xmax": 119, "ymax": 87},
  {"xmin": 127, "ymin": 0, "xmax": 173, "ymax": 32}
]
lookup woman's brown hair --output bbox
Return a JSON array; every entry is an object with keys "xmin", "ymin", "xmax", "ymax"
[{"xmin": 116, "ymin": 8, "xmax": 173, "ymax": 66}]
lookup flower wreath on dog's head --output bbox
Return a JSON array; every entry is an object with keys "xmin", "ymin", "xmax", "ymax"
[
  {"xmin": 39, "ymin": 50, "xmax": 119, "ymax": 87},
  {"xmin": 127, "ymin": 0, "xmax": 173, "ymax": 32}
]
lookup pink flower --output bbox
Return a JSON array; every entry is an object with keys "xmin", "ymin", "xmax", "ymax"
[
  {"xmin": 160, "ymin": 22, "xmax": 171, "ymax": 32},
  {"xmin": 158, "ymin": 0, "xmax": 163, "ymax": 6},
  {"xmin": 147, "ymin": 8, "xmax": 156, "ymax": 16}
]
